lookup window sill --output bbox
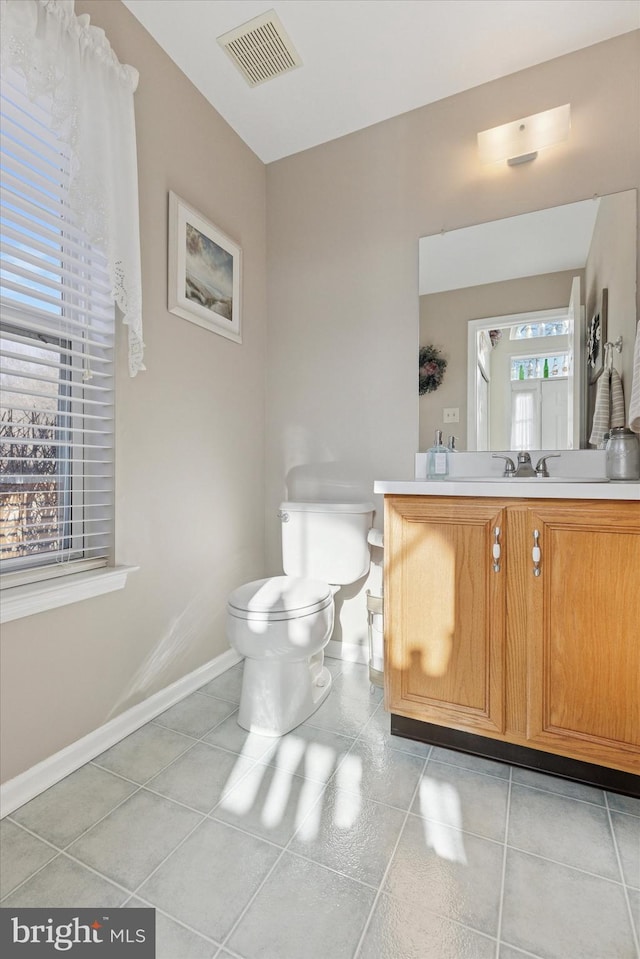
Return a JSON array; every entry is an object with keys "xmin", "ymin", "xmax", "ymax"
[{"xmin": 0, "ymin": 566, "xmax": 139, "ymax": 624}]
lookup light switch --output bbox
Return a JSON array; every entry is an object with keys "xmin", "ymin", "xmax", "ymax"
[{"xmin": 443, "ymin": 408, "xmax": 459, "ymax": 423}]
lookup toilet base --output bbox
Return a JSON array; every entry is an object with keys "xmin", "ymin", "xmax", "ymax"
[{"xmin": 237, "ymin": 654, "xmax": 333, "ymax": 737}]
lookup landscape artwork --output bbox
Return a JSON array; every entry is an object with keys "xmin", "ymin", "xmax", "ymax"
[
  {"xmin": 185, "ymin": 222, "xmax": 233, "ymax": 321},
  {"xmin": 168, "ymin": 191, "xmax": 242, "ymax": 343}
]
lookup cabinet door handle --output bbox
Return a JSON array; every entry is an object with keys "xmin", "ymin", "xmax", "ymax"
[
  {"xmin": 532, "ymin": 529, "xmax": 541, "ymax": 576},
  {"xmin": 492, "ymin": 526, "xmax": 501, "ymax": 572}
]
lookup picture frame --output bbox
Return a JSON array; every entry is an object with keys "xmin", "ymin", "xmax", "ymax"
[
  {"xmin": 168, "ymin": 191, "xmax": 242, "ymax": 343},
  {"xmin": 587, "ymin": 287, "xmax": 608, "ymax": 385}
]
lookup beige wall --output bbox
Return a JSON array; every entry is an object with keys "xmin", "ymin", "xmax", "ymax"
[
  {"xmin": 266, "ymin": 31, "xmax": 640, "ymax": 655},
  {"xmin": 0, "ymin": 1, "xmax": 267, "ymax": 783},
  {"xmin": 419, "ymin": 270, "xmax": 580, "ymax": 450}
]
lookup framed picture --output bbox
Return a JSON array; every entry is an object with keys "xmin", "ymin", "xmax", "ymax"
[
  {"xmin": 168, "ymin": 191, "xmax": 242, "ymax": 343},
  {"xmin": 587, "ymin": 287, "xmax": 608, "ymax": 384}
]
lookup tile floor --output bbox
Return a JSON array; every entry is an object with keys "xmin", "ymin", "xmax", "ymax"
[{"xmin": 1, "ymin": 657, "xmax": 639, "ymax": 959}]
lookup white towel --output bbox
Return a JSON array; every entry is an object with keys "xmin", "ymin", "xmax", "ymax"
[
  {"xmin": 610, "ymin": 368, "xmax": 625, "ymax": 429},
  {"xmin": 590, "ymin": 368, "xmax": 626, "ymax": 447},
  {"xmin": 590, "ymin": 371, "xmax": 611, "ymax": 447},
  {"xmin": 630, "ymin": 320, "xmax": 640, "ymax": 434}
]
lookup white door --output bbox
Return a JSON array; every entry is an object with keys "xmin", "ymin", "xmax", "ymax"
[
  {"xmin": 541, "ymin": 378, "xmax": 569, "ymax": 448},
  {"xmin": 566, "ymin": 275, "xmax": 582, "ymax": 449}
]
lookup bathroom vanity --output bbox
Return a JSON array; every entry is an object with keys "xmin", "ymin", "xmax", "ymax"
[{"xmin": 374, "ymin": 474, "xmax": 640, "ymax": 795}]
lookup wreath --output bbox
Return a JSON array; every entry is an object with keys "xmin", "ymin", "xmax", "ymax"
[{"xmin": 419, "ymin": 345, "xmax": 447, "ymax": 395}]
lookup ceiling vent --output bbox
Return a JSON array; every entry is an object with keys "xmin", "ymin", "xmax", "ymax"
[{"xmin": 217, "ymin": 10, "xmax": 302, "ymax": 88}]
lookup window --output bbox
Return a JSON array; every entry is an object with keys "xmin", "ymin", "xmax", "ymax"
[
  {"xmin": 511, "ymin": 386, "xmax": 539, "ymax": 450},
  {"xmin": 510, "ymin": 320, "xmax": 570, "ymax": 339},
  {"xmin": 510, "ymin": 354, "xmax": 569, "ymax": 381},
  {"xmin": 1, "ymin": 72, "xmax": 115, "ymax": 588}
]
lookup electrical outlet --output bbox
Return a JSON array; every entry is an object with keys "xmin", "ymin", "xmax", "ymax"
[{"xmin": 443, "ymin": 407, "xmax": 459, "ymax": 423}]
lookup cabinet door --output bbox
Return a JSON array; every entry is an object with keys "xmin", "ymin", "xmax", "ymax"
[
  {"xmin": 522, "ymin": 500, "xmax": 640, "ymax": 774},
  {"xmin": 384, "ymin": 496, "xmax": 505, "ymax": 735}
]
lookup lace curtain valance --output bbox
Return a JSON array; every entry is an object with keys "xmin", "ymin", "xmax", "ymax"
[{"xmin": 0, "ymin": 0, "xmax": 145, "ymax": 375}]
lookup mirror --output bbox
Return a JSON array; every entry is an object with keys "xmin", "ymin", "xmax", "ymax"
[{"xmin": 419, "ymin": 190, "xmax": 637, "ymax": 451}]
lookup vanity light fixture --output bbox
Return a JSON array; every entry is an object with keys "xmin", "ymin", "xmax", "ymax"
[{"xmin": 477, "ymin": 104, "xmax": 571, "ymax": 166}]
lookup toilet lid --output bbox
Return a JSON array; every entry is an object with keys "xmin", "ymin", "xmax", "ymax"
[{"xmin": 227, "ymin": 576, "xmax": 333, "ymax": 622}]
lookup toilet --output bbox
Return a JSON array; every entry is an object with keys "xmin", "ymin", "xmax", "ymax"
[{"xmin": 226, "ymin": 501, "xmax": 374, "ymax": 736}]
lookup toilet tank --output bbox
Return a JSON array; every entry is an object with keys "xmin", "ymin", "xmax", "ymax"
[{"xmin": 279, "ymin": 501, "xmax": 374, "ymax": 585}]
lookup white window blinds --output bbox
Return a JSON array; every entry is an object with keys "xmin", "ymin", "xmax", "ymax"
[{"xmin": 1, "ymin": 71, "xmax": 115, "ymax": 582}]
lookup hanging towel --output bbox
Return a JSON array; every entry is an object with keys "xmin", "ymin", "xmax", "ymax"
[
  {"xmin": 610, "ymin": 367, "xmax": 625, "ymax": 429},
  {"xmin": 590, "ymin": 370, "xmax": 611, "ymax": 447},
  {"xmin": 630, "ymin": 320, "xmax": 640, "ymax": 434}
]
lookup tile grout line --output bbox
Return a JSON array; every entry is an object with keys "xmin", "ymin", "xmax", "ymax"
[
  {"xmin": 494, "ymin": 764, "xmax": 513, "ymax": 959},
  {"xmin": 122, "ymin": 890, "xmax": 224, "ymax": 952},
  {"xmin": 1, "ymin": 784, "xmax": 146, "ymax": 901},
  {"xmin": 214, "ymin": 796, "xmax": 321, "ymax": 950},
  {"xmin": 604, "ymin": 791, "xmax": 640, "ymax": 957},
  {"xmin": 124, "ymin": 814, "xmax": 211, "ymax": 905},
  {"xmin": 509, "ymin": 778, "xmax": 612, "ymax": 811},
  {"xmin": 351, "ymin": 754, "xmax": 429, "ymax": 959},
  {"xmin": 5, "ymin": 770, "xmax": 217, "ymax": 905},
  {"xmin": 113, "ymin": 733, "xmax": 312, "ymax": 906},
  {"xmin": 503, "ymin": 842, "xmax": 632, "ymax": 888},
  {"xmin": 211, "ymin": 691, "xmax": 384, "ymax": 948},
  {"xmin": 0, "ymin": 851, "xmax": 61, "ymax": 904},
  {"xmin": 401, "ymin": 816, "xmax": 505, "ymax": 849},
  {"xmin": 498, "ymin": 944, "xmax": 547, "ymax": 959},
  {"xmin": 0, "ymin": 828, "xmax": 147, "ymax": 908},
  {"xmin": 349, "ymin": 749, "xmax": 502, "ymax": 952},
  {"xmin": 274, "ymin": 844, "xmax": 379, "ymax": 893},
  {"xmin": 214, "ymin": 688, "xmax": 386, "ymax": 955},
  {"xmin": 90, "ymin": 732, "xmax": 199, "ymax": 784}
]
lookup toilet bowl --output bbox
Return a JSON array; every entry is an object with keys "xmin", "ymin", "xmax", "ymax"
[
  {"xmin": 226, "ymin": 501, "xmax": 374, "ymax": 737},
  {"xmin": 227, "ymin": 576, "xmax": 334, "ymax": 736}
]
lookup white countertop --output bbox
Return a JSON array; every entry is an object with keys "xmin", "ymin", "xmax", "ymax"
[
  {"xmin": 384, "ymin": 450, "xmax": 640, "ymax": 499},
  {"xmin": 374, "ymin": 479, "xmax": 640, "ymax": 500}
]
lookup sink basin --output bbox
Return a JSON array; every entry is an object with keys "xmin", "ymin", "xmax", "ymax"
[{"xmin": 451, "ymin": 476, "xmax": 609, "ymax": 483}]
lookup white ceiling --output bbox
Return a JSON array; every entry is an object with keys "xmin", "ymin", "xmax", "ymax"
[{"xmin": 121, "ymin": 0, "xmax": 640, "ymax": 163}]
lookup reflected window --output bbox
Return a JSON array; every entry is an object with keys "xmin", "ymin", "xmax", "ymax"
[
  {"xmin": 510, "ymin": 321, "xmax": 570, "ymax": 339},
  {"xmin": 511, "ymin": 388, "xmax": 538, "ymax": 449},
  {"xmin": 511, "ymin": 354, "xmax": 568, "ymax": 380}
]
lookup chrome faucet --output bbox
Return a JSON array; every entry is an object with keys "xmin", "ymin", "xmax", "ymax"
[
  {"xmin": 492, "ymin": 451, "xmax": 537, "ymax": 477},
  {"xmin": 534, "ymin": 453, "xmax": 561, "ymax": 477},
  {"xmin": 513, "ymin": 451, "xmax": 536, "ymax": 477},
  {"xmin": 492, "ymin": 454, "xmax": 516, "ymax": 476}
]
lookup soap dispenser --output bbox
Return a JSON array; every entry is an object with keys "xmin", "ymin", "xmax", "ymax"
[{"xmin": 427, "ymin": 429, "xmax": 449, "ymax": 479}]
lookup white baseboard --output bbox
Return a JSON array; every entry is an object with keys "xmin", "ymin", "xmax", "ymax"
[
  {"xmin": 325, "ymin": 640, "xmax": 368, "ymax": 665},
  {"xmin": 0, "ymin": 648, "xmax": 242, "ymax": 818}
]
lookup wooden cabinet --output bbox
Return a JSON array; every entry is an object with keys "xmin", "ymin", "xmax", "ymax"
[
  {"xmin": 522, "ymin": 500, "xmax": 640, "ymax": 773},
  {"xmin": 384, "ymin": 495, "xmax": 640, "ymax": 778},
  {"xmin": 384, "ymin": 497, "xmax": 506, "ymax": 735}
]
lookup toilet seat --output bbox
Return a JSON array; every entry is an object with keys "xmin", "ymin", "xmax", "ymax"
[{"xmin": 227, "ymin": 575, "xmax": 333, "ymax": 623}]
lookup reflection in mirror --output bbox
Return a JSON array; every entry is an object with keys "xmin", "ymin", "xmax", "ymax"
[
  {"xmin": 419, "ymin": 190, "xmax": 637, "ymax": 451},
  {"xmin": 466, "ymin": 278, "xmax": 581, "ymax": 451}
]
